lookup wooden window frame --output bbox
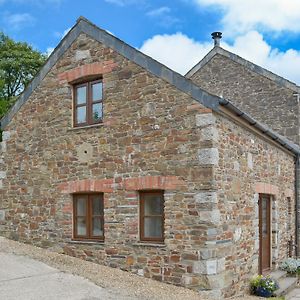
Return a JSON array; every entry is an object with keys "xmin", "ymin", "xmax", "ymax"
[
  {"xmin": 73, "ymin": 79, "xmax": 103, "ymax": 127},
  {"xmin": 73, "ymin": 193, "xmax": 104, "ymax": 241},
  {"xmin": 139, "ymin": 191, "xmax": 164, "ymax": 243}
]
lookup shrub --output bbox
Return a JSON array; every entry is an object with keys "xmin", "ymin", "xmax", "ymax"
[{"xmin": 280, "ymin": 258, "xmax": 300, "ymax": 274}]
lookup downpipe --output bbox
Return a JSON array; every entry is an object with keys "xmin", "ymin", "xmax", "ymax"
[{"xmin": 295, "ymin": 155, "xmax": 300, "ymax": 257}]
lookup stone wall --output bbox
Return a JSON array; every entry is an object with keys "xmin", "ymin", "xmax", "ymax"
[
  {"xmin": 189, "ymin": 54, "xmax": 300, "ymax": 145},
  {"xmin": 0, "ymin": 33, "xmax": 219, "ymax": 294},
  {"xmin": 0, "ymin": 131, "xmax": 10, "ymax": 230},
  {"xmin": 214, "ymin": 112, "xmax": 296, "ymax": 297},
  {"xmin": 0, "ymin": 33, "xmax": 296, "ymax": 299}
]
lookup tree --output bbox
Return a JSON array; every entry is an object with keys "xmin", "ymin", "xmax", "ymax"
[{"xmin": 0, "ymin": 32, "xmax": 46, "ymax": 118}]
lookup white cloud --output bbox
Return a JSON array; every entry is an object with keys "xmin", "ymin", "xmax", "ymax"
[
  {"xmin": 54, "ymin": 27, "xmax": 71, "ymax": 39},
  {"xmin": 140, "ymin": 33, "xmax": 212, "ymax": 74},
  {"xmin": 140, "ymin": 30, "xmax": 300, "ymax": 84},
  {"xmin": 104, "ymin": 0, "xmax": 142, "ymax": 6},
  {"xmin": 146, "ymin": 6, "xmax": 179, "ymax": 28},
  {"xmin": 146, "ymin": 6, "xmax": 171, "ymax": 17},
  {"xmin": 194, "ymin": 0, "xmax": 300, "ymax": 35},
  {"xmin": 46, "ymin": 47, "xmax": 54, "ymax": 56},
  {"xmin": 3, "ymin": 13, "xmax": 35, "ymax": 30}
]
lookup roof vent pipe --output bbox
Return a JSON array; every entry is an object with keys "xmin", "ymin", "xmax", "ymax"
[{"xmin": 211, "ymin": 32, "xmax": 222, "ymax": 47}]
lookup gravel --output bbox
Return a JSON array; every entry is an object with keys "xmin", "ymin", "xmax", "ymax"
[{"xmin": 0, "ymin": 237, "xmax": 258, "ymax": 300}]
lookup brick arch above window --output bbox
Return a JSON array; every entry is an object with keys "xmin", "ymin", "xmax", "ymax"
[
  {"xmin": 124, "ymin": 176, "xmax": 186, "ymax": 191},
  {"xmin": 58, "ymin": 61, "xmax": 118, "ymax": 83},
  {"xmin": 59, "ymin": 179, "xmax": 114, "ymax": 193},
  {"xmin": 255, "ymin": 182, "xmax": 279, "ymax": 196}
]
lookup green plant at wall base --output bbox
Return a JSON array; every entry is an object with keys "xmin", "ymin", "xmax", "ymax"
[{"xmin": 250, "ymin": 275, "xmax": 279, "ymax": 297}]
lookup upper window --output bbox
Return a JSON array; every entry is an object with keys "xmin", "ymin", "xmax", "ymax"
[
  {"xmin": 74, "ymin": 79, "xmax": 103, "ymax": 127},
  {"xmin": 73, "ymin": 193, "xmax": 104, "ymax": 241},
  {"xmin": 140, "ymin": 191, "xmax": 164, "ymax": 243}
]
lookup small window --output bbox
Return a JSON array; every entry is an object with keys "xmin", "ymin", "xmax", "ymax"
[
  {"xmin": 74, "ymin": 79, "xmax": 103, "ymax": 127},
  {"xmin": 73, "ymin": 194, "xmax": 104, "ymax": 241},
  {"xmin": 140, "ymin": 191, "xmax": 164, "ymax": 242}
]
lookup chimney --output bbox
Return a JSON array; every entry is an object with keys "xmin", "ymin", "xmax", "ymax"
[{"xmin": 211, "ymin": 32, "xmax": 222, "ymax": 47}]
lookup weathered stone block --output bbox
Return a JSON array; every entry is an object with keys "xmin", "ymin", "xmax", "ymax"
[
  {"xmin": 196, "ymin": 113, "xmax": 216, "ymax": 127},
  {"xmin": 217, "ymin": 258, "xmax": 225, "ymax": 272},
  {"xmin": 247, "ymin": 152, "xmax": 253, "ymax": 169},
  {"xmin": 199, "ymin": 210, "xmax": 220, "ymax": 224},
  {"xmin": 198, "ymin": 148, "xmax": 219, "ymax": 165},
  {"xmin": 0, "ymin": 171, "xmax": 6, "ymax": 179},
  {"xmin": 199, "ymin": 249, "xmax": 217, "ymax": 260},
  {"xmin": 201, "ymin": 126, "xmax": 219, "ymax": 142},
  {"xmin": 0, "ymin": 210, "xmax": 5, "ymax": 221},
  {"xmin": 2, "ymin": 131, "xmax": 10, "ymax": 141},
  {"xmin": 75, "ymin": 50, "xmax": 91, "ymax": 61},
  {"xmin": 233, "ymin": 227, "xmax": 242, "ymax": 242},
  {"xmin": 193, "ymin": 259, "xmax": 218, "ymax": 275},
  {"xmin": 194, "ymin": 191, "xmax": 217, "ymax": 204}
]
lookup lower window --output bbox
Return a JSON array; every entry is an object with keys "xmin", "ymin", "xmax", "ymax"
[
  {"xmin": 73, "ymin": 193, "xmax": 104, "ymax": 241},
  {"xmin": 140, "ymin": 191, "xmax": 164, "ymax": 242}
]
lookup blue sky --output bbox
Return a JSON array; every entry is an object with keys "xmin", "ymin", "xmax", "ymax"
[{"xmin": 1, "ymin": 0, "xmax": 300, "ymax": 84}]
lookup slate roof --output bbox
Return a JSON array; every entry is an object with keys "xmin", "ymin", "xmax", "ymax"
[
  {"xmin": 185, "ymin": 45, "xmax": 300, "ymax": 93},
  {"xmin": 1, "ymin": 17, "xmax": 300, "ymax": 156}
]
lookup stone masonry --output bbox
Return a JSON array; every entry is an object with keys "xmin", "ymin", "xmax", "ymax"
[
  {"xmin": 0, "ymin": 20, "xmax": 297, "ymax": 298},
  {"xmin": 189, "ymin": 52, "xmax": 300, "ymax": 145}
]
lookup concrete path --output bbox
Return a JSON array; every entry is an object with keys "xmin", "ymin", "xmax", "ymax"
[
  {"xmin": 0, "ymin": 253, "xmax": 123, "ymax": 300},
  {"xmin": 287, "ymin": 288, "xmax": 300, "ymax": 300}
]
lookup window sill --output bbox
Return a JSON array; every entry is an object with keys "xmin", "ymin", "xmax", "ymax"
[
  {"xmin": 132, "ymin": 242, "xmax": 166, "ymax": 248},
  {"xmin": 68, "ymin": 240, "xmax": 104, "ymax": 245},
  {"xmin": 67, "ymin": 123, "xmax": 104, "ymax": 131}
]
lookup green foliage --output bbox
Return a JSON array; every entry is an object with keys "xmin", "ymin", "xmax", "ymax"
[
  {"xmin": 0, "ymin": 31, "xmax": 46, "ymax": 118},
  {"xmin": 250, "ymin": 274, "xmax": 279, "ymax": 294}
]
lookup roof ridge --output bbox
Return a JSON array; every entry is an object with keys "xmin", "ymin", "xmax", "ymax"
[
  {"xmin": 185, "ymin": 46, "xmax": 300, "ymax": 93},
  {"xmin": 1, "ymin": 17, "xmax": 299, "ymax": 156}
]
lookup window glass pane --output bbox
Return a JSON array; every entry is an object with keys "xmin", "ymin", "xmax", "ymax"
[
  {"xmin": 92, "ymin": 217, "xmax": 103, "ymax": 237},
  {"xmin": 76, "ymin": 197, "xmax": 86, "ymax": 216},
  {"xmin": 92, "ymin": 103, "xmax": 102, "ymax": 122},
  {"xmin": 92, "ymin": 82, "xmax": 102, "ymax": 101},
  {"xmin": 144, "ymin": 194, "xmax": 163, "ymax": 215},
  {"xmin": 76, "ymin": 217, "xmax": 86, "ymax": 236},
  {"xmin": 76, "ymin": 86, "xmax": 87, "ymax": 105},
  {"xmin": 144, "ymin": 217, "xmax": 162, "ymax": 238},
  {"xmin": 76, "ymin": 106, "xmax": 86, "ymax": 124},
  {"xmin": 92, "ymin": 196, "xmax": 103, "ymax": 215}
]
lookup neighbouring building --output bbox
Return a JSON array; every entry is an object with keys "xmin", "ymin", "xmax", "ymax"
[
  {"xmin": 186, "ymin": 34, "xmax": 300, "ymax": 146},
  {"xmin": 0, "ymin": 18, "xmax": 299, "ymax": 298}
]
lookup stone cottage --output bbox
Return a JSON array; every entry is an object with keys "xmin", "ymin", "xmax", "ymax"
[{"xmin": 0, "ymin": 18, "xmax": 299, "ymax": 298}]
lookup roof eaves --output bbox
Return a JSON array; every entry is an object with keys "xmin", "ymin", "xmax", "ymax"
[
  {"xmin": 219, "ymin": 97, "xmax": 300, "ymax": 156},
  {"xmin": 0, "ymin": 17, "xmax": 221, "ymax": 130}
]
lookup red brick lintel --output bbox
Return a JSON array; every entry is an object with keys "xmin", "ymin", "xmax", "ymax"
[
  {"xmin": 58, "ymin": 176, "xmax": 185, "ymax": 194},
  {"xmin": 124, "ymin": 176, "xmax": 185, "ymax": 191},
  {"xmin": 255, "ymin": 182, "xmax": 279, "ymax": 196},
  {"xmin": 58, "ymin": 61, "xmax": 118, "ymax": 83},
  {"xmin": 59, "ymin": 179, "xmax": 114, "ymax": 193}
]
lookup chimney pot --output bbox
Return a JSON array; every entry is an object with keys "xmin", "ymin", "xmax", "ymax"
[{"xmin": 211, "ymin": 32, "xmax": 222, "ymax": 47}]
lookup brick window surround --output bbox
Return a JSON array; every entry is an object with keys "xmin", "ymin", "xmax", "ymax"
[
  {"xmin": 140, "ymin": 191, "xmax": 164, "ymax": 243},
  {"xmin": 73, "ymin": 79, "xmax": 103, "ymax": 127},
  {"xmin": 73, "ymin": 193, "xmax": 104, "ymax": 241}
]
